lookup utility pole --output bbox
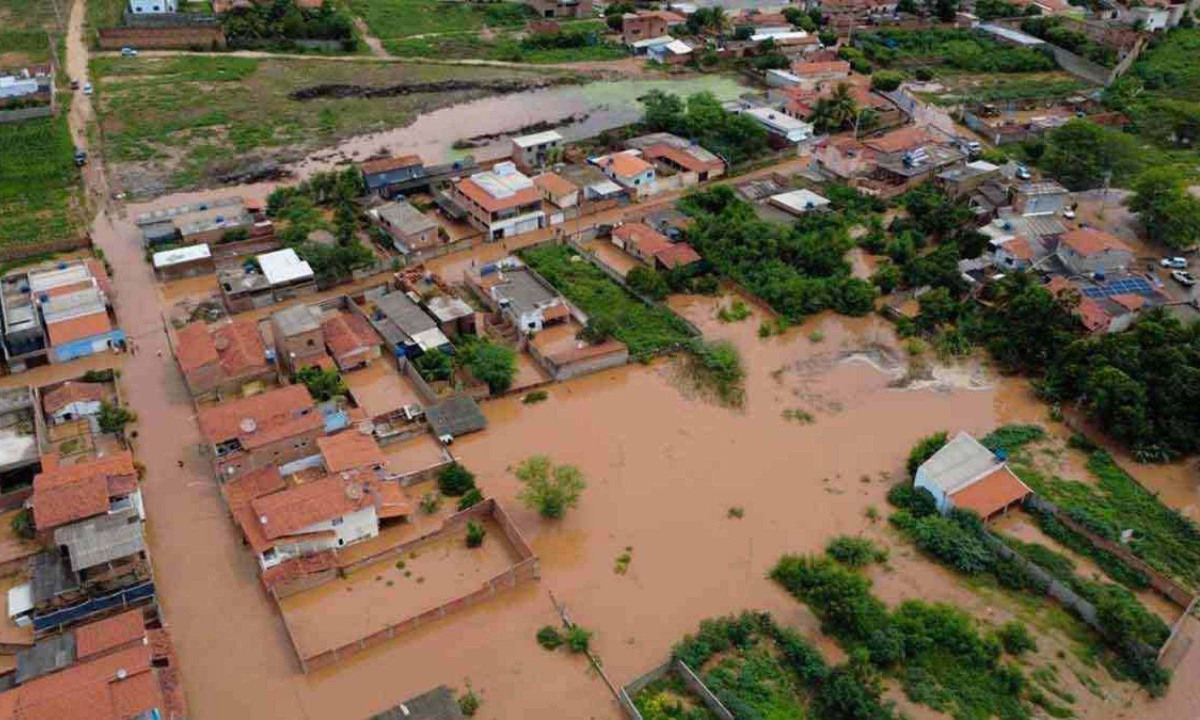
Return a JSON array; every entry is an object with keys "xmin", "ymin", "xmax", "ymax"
[{"xmin": 1097, "ymin": 169, "xmax": 1112, "ymax": 219}]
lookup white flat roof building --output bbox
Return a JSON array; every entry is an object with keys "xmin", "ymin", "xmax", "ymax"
[
  {"xmin": 512, "ymin": 131, "xmax": 563, "ymax": 148},
  {"xmin": 741, "ymin": 107, "xmax": 814, "ymax": 144},
  {"xmin": 153, "ymin": 243, "xmax": 212, "ymax": 269},
  {"xmin": 769, "ymin": 189, "xmax": 831, "ymax": 215},
  {"xmin": 257, "ymin": 248, "xmax": 314, "ymax": 287}
]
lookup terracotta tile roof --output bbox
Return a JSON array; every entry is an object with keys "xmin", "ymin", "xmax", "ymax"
[
  {"xmin": 84, "ymin": 260, "xmax": 113, "ymax": 299},
  {"xmin": 74, "ymin": 610, "xmax": 145, "ymax": 661},
  {"xmin": 321, "ymin": 312, "xmax": 379, "ymax": 362},
  {"xmin": 249, "ymin": 474, "xmax": 374, "ymax": 541},
  {"xmin": 259, "ymin": 550, "xmax": 338, "ymax": 592},
  {"xmin": 1059, "ymin": 227, "xmax": 1132, "ymax": 257},
  {"xmin": 32, "ymin": 452, "xmax": 138, "ymax": 531},
  {"xmin": 41, "ymin": 382, "xmax": 105, "ymax": 416},
  {"xmin": 46, "ymin": 312, "xmax": 113, "ymax": 347},
  {"xmin": 863, "ymin": 126, "xmax": 933, "ymax": 154},
  {"xmin": 948, "ymin": 465, "xmax": 1031, "ymax": 519},
  {"xmin": 454, "ymin": 176, "xmax": 543, "ymax": 214},
  {"xmin": 174, "ymin": 320, "xmax": 267, "ymax": 378},
  {"xmin": 532, "ymin": 172, "xmax": 578, "ymax": 197},
  {"xmin": 654, "ymin": 243, "xmax": 702, "ymax": 269},
  {"xmin": 791, "ymin": 60, "xmax": 851, "ymax": 76},
  {"xmin": 631, "ymin": 9, "xmax": 685, "ymax": 22},
  {"xmin": 1004, "ymin": 237, "xmax": 1035, "ymax": 261},
  {"xmin": 1110, "ymin": 293, "xmax": 1146, "ymax": 312},
  {"xmin": 598, "ymin": 153, "xmax": 653, "ymax": 179},
  {"xmin": 373, "ymin": 482, "xmax": 413, "ymax": 519},
  {"xmin": 44, "ymin": 281, "xmax": 94, "ymax": 299},
  {"xmin": 614, "ymin": 223, "xmax": 672, "ymax": 257},
  {"xmin": 220, "ymin": 465, "xmax": 286, "ymax": 513},
  {"xmin": 360, "ymin": 155, "xmax": 422, "ymax": 176},
  {"xmin": 645, "ymin": 144, "xmax": 714, "ymax": 174},
  {"xmin": 9, "ymin": 644, "xmax": 157, "ymax": 720},
  {"xmin": 232, "ymin": 506, "xmax": 274, "ymax": 554},
  {"xmin": 1049, "ymin": 278, "xmax": 1110, "ymax": 332},
  {"xmin": 196, "ymin": 385, "xmax": 320, "ymax": 450},
  {"xmin": 317, "ymin": 431, "xmax": 385, "ymax": 474}
]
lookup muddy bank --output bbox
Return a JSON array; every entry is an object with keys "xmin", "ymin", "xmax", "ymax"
[
  {"xmin": 452, "ymin": 112, "xmax": 590, "ymax": 149},
  {"xmin": 289, "ymin": 76, "xmax": 582, "ymax": 101}
]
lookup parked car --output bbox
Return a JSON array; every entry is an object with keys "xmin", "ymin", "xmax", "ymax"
[
  {"xmin": 82, "ymin": 82, "xmax": 93, "ymax": 95},
  {"xmin": 1171, "ymin": 270, "xmax": 1196, "ymax": 286},
  {"xmin": 120, "ymin": 47, "xmax": 139, "ymax": 57},
  {"xmin": 1062, "ymin": 207, "xmax": 1076, "ymax": 219},
  {"xmin": 1015, "ymin": 165, "xmax": 1031, "ymax": 180},
  {"xmin": 73, "ymin": 150, "xmax": 87, "ymax": 167},
  {"xmin": 69, "ymin": 79, "xmax": 79, "ymax": 90},
  {"xmin": 1161, "ymin": 257, "xmax": 1188, "ymax": 269}
]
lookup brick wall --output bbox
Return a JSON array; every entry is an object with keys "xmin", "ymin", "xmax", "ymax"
[{"xmin": 98, "ymin": 26, "xmax": 226, "ymax": 50}]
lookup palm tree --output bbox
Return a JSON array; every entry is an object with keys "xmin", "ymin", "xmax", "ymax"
[{"xmin": 810, "ymin": 83, "xmax": 859, "ymax": 133}]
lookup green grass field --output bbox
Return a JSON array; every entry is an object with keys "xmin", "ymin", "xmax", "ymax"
[
  {"xmin": 0, "ymin": 0, "xmax": 61, "ymax": 65},
  {"xmin": 90, "ymin": 55, "xmax": 566, "ymax": 195},
  {"xmin": 350, "ymin": 0, "xmax": 533, "ymax": 39},
  {"xmin": 0, "ymin": 115, "xmax": 85, "ymax": 250}
]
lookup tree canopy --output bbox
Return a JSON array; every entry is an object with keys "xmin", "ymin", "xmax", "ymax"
[
  {"xmin": 1128, "ymin": 167, "xmax": 1200, "ymax": 250},
  {"xmin": 1040, "ymin": 119, "xmax": 1142, "ymax": 191},
  {"xmin": 640, "ymin": 91, "xmax": 769, "ymax": 165}
]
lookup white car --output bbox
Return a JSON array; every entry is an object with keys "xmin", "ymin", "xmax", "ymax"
[
  {"xmin": 1062, "ymin": 207, "xmax": 1076, "ymax": 219},
  {"xmin": 1161, "ymin": 257, "xmax": 1188, "ymax": 269},
  {"xmin": 1171, "ymin": 270, "xmax": 1196, "ymax": 286},
  {"xmin": 82, "ymin": 82, "xmax": 93, "ymax": 95},
  {"xmin": 1016, "ymin": 166, "xmax": 1031, "ymax": 180},
  {"xmin": 120, "ymin": 47, "xmax": 139, "ymax": 57}
]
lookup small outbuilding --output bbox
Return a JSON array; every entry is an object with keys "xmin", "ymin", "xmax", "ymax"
[{"xmin": 914, "ymin": 431, "xmax": 1031, "ymax": 520}]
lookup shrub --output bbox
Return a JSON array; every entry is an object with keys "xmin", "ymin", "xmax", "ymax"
[
  {"xmin": 458, "ymin": 487, "xmax": 484, "ymax": 511},
  {"xmin": 97, "ymin": 401, "xmax": 137, "ymax": 434},
  {"xmin": 871, "ymin": 70, "xmax": 904, "ymax": 92},
  {"xmin": 515, "ymin": 455, "xmax": 586, "ymax": 519},
  {"xmin": 683, "ymin": 339, "xmax": 745, "ymax": 408},
  {"xmin": 419, "ymin": 491, "xmax": 442, "ymax": 514},
  {"xmin": 465, "ymin": 520, "xmax": 486, "ymax": 548},
  {"xmin": 826, "ymin": 536, "xmax": 889, "ymax": 568},
  {"xmin": 626, "ymin": 265, "xmax": 670, "ymax": 301},
  {"xmin": 997, "ymin": 621, "xmax": 1037, "ymax": 655},
  {"xmin": 413, "ymin": 349, "xmax": 454, "ymax": 382},
  {"xmin": 437, "ymin": 462, "xmax": 477, "ymax": 497},
  {"xmin": 886, "ymin": 483, "xmax": 938, "ymax": 518},
  {"xmin": 458, "ymin": 688, "xmax": 480, "ymax": 716},
  {"xmin": 536, "ymin": 626, "xmax": 564, "ymax": 650},
  {"xmin": 566, "ymin": 625, "xmax": 593, "ymax": 653},
  {"xmin": 457, "ymin": 337, "xmax": 517, "ymax": 395},
  {"xmin": 906, "ymin": 431, "xmax": 948, "ymax": 477},
  {"xmin": 295, "ymin": 366, "xmax": 346, "ymax": 401},
  {"xmin": 10, "ymin": 508, "xmax": 34, "ymax": 540},
  {"xmin": 523, "ymin": 390, "xmax": 549, "ymax": 404},
  {"xmin": 904, "ymin": 514, "xmax": 995, "ymax": 574}
]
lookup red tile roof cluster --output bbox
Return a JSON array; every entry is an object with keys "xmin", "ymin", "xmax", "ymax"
[
  {"xmin": 1047, "ymin": 277, "xmax": 1110, "ymax": 332},
  {"xmin": 31, "ymin": 451, "xmax": 138, "ymax": 531},
  {"xmin": 644, "ymin": 144, "xmax": 720, "ymax": 174},
  {"xmin": 74, "ymin": 610, "xmax": 146, "ymax": 661},
  {"xmin": 259, "ymin": 549, "xmax": 338, "ymax": 592},
  {"xmin": 197, "ymin": 385, "xmax": 320, "ymax": 451},
  {"xmin": 790, "ymin": 60, "xmax": 851, "ymax": 77},
  {"xmin": 320, "ymin": 312, "xmax": 379, "ymax": 363},
  {"xmin": 317, "ymin": 431, "xmax": 386, "ymax": 474},
  {"xmin": 174, "ymin": 320, "xmax": 267, "ymax": 378},
  {"xmin": 863, "ymin": 126, "xmax": 934, "ymax": 154},
  {"xmin": 219, "ymin": 465, "xmax": 287, "ymax": 513},
  {"xmin": 41, "ymin": 382, "xmax": 105, "ymax": 416},
  {"xmin": 455, "ymin": 177, "xmax": 543, "ymax": 214},
  {"xmin": 655, "ymin": 243, "xmax": 703, "ymax": 269},
  {"xmin": 631, "ymin": 9, "xmax": 685, "ymax": 22},
  {"xmin": 532, "ymin": 172, "xmax": 578, "ymax": 197},
  {"xmin": 597, "ymin": 153, "xmax": 654, "ymax": 179},
  {"xmin": 1059, "ymin": 227, "xmax": 1132, "ymax": 257},
  {"xmin": 360, "ymin": 154, "xmax": 423, "ymax": 176}
]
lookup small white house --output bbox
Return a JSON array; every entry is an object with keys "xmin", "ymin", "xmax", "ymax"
[
  {"xmin": 41, "ymin": 381, "xmax": 106, "ymax": 426},
  {"xmin": 914, "ymin": 431, "xmax": 1031, "ymax": 520},
  {"xmin": 129, "ymin": 0, "xmax": 178, "ymax": 13},
  {"xmin": 247, "ymin": 474, "xmax": 381, "ymax": 570}
]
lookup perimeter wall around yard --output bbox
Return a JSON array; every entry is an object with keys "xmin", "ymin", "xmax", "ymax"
[
  {"xmin": 619, "ymin": 659, "xmax": 733, "ymax": 720},
  {"xmin": 276, "ymin": 498, "xmax": 539, "ymax": 673}
]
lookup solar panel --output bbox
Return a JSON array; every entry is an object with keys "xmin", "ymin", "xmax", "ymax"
[{"xmin": 1080, "ymin": 277, "xmax": 1154, "ymax": 299}]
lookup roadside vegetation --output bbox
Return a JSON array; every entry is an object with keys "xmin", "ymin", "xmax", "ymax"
[
  {"xmin": 0, "ymin": 115, "xmax": 85, "ymax": 251},
  {"xmin": 387, "ymin": 22, "xmax": 626, "ymax": 63},
  {"xmin": 641, "ymin": 91, "xmax": 769, "ymax": 166},
  {"xmin": 221, "ymin": 0, "xmax": 359, "ymax": 52},
  {"xmin": 850, "ymin": 28, "xmax": 1056, "ymax": 74},
  {"xmin": 520, "ymin": 244, "xmax": 695, "ymax": 358},
  {"xmin": 266, "ymin": 167, "xmax": 377, "ymax": 283}
]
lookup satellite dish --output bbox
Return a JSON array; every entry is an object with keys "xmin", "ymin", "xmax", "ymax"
[{"xmin": 239, "ymin": 418, "xmax": 258, "ymax": 434}]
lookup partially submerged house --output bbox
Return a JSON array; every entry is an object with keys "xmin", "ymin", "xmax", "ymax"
[
  {"xmin": 270, "ymin": 304, "xmax": 330, "ymax": 375},
  {"xmin": 173, "ymin": 319, "xmax": 275, "ymax": 400},
  {"xmin": 611, "ymin": 223, "xmax": 702, "ymax": 271},
  {"xmin": 219, "ymin": 248, "xmax": 317, "ymax": 313},
  {"xmin": 321, "ymin": 310, "xmax": 382, "ymax": 372},
  {"xmin": 450, "ymin": 163, "xmax": 546, "ymax": 241},
  {"xmin": 467, "ymin": 260, "xmax": 570, "ymax": 335},
  {"xmin": 511, "ymin": 131, "xmax": 563, "ymax": 173},
  {"xmin": 914, "ymin": 431, "xmax": 1031, "ymax": 520},
  {"xmin": 197, "ymin": 384, "xmax": 324, "ymax": 480},
  {"xmin": 371, "ymin": 200, "xmax": 444, "ymax": 264},
  {"xmin": 40, "ymin": 382, "xmax": 105, "ymax": 427},
  {"xmin": 152, "ymin": 243, "xmax": 215, "ymax": 282},
  {"xmin": 592, "ymin": 152, "xmax": 657, "ymax": 198},
  {"xmin": 135, "ymin": 196, "xmax": 262, "ymax": 249},
  {"xmin": 361, "ymin": 155, "xmax": 426, "ymax": 198},
  {"xmin": 0, "ymin": 387, "xmax": 42, "ymax": 501},
  {"xmin": 622, "ymin": 9, "xmax": 684, "ymax": 44},
  {"xmin": 365, "ymin": 290, "xmax": 452, "ymax": 358}
]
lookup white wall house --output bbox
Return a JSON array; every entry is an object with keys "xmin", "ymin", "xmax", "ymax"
[
  {"xmin": 130, "ymin": 0, "xmax": 178, "ymax": 13},
  {"xmin": 259, "ymin": 505, "xmax": 378, "ymax": 570}
]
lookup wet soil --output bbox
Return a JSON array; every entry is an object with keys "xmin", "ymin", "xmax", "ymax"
[{"xmin": 289, "ymin": 76, "xmax": 581, "ymax": 101}]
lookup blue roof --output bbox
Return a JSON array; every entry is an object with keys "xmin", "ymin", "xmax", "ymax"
[{"xmin": 1079, "ymin": 277, "xmax": 1155, "ymax": 299}]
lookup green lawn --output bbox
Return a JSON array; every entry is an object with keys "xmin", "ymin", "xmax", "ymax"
[
  {"xmin": 0, "ymin": 0, "xmax": 61, "ymax": 31},
  {"xmin": 0, "ymin": 0, "xmax": 61, "ymax": 65},
  {"xmin": 385, "ymin": 31, "xmax": 627, "ymax": 63},
  {"xmin": 0, "ymin": 115, "xmax": 86, "ymax": 250},
  {"xmin": 90, "ymin": 54, "xmax": 565, "ymax": 195},
  {"xmin": 350, "ymin": 0, "xmax": 533, "ymax": 39},
  {"xmin": 520, "ymin": 244, "xmax": 695, "ymax": 358},
  {"xmin": 86, "ymin": 0, "xmax": 127, "ymax": 33}
]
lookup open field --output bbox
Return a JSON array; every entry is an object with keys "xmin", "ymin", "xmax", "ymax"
[
  {"xmin": 89, "ymin": 54, "xmax": 575, "ymax": 195},
  {"xmin": 384, "ymin": 21, "xmax": 628, "ymax": 64},
  {"xmin": 0, "ymin": 0, "xmax": 62, "ymax": 65},
  {"xmin": 349, "ymin": 0, "xmax": 533, "ymax": 40},
  {"xmin": 0, "ymin": 114, "xmax": 86, "ymax": 252},
  {"xmin": 914, "ymin": 70, "xmax": 1091, "ymax": 106}
]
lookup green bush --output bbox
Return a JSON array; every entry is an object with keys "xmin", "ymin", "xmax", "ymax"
[
  {"xmin": 826, "ymin": 536, "xmax": 889, "ymax": 568},
  {"xmin": 997, "ymin": 621, "xmax": 1037, "ymax": 655},
  {"xmin": 871, "ymin": 70, "xmax": 904, "ymax": 92},
  {"xmin": 683, "ymin": 339, "xmax": 745, "ymax": 408},
  {"xmin": 906, "ymin": 431, "xmax": 948, "ymax": 478},
  {"xmin": 536, "ymin": 625, "xmax": 564, "ymax": 650},
  {"xmin": 457, "ymin": 487, "xmax": 484, "ymax": 511},
  {"xmin": 566, "ymin": 625, "xmax": 592, "ymax": 653},
  {"xmin": 437, "ymin": 462, "xmax": 477, "ymax": 497},
  {"xmin": 465, "ymin": 520, "xmax": 486, "ymax": 548},
  {"xmin": 626, "ymin": 265, "xmax": 671, "ymax": 301},
  {"xmin": 886, "ymin": 483, "xmax": 938, "ymax": 518},
  {"xmin": 10, "ymin": 508, "xmax": 34, "ymax": 540},
  {"xmin": 515, "ymin": 455, "xmax": 586, "ymax": 520},
  {"xmin": 457, "ymin": 337, "xmax": 517, "ymax": 395}
]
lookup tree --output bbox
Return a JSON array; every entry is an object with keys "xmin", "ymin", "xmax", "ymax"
[
  {"xmin": 1129, "ymin": 167, "xmax": 1200, "ymax": 250},
  {"xmin": 98, "ymin": 401, "xmax": 137, "ymax": 434},
  {"xmin": 515, "ymin": 455, "xmax": 586, "ymax": 519},
  {"xmin": 870, "ymin": 70, "xmax": 904, "ymax": 92},
  {"xmin": 811, "ymin": 83, "xmax": 861, "ymax": 133},
  {"xmin": 458, "ymin": 338, "xmax": 517, "ymax": 395},
  {"xmin": 1041, "ymin": 119, "xmax": 1142, "ymax": 191},
  {"xmin": 640, "ymin": 90, "xmax": 684, "ymax": 132},
  {"xmin": 577, "ymin": 316, "xmax": 618, "ymax": 345},
  {"xmin": 458, "ymin": 487, "xmax": 484, "ymax": 511},
  {"xmin": 438, "ymin": 463, "xmax": 477, "ymax": 497},
  {"xmin": 565, "ymin": 626, "xmax": 593, "ymax": 653},
  {"xmin": 295, "ymin": 366, "xmax": 346, "ymax": 401},
  {"xmin": 413, "ymin": 348, "xmax": 454, "ymax": 382},
  {"xmin": 907, "ymin": 431, "xmax": 948, "ymax": 477},
  {"xmin": 537, "ymin": 626, "xmax": 565, "ymax": 650},
  {"xmin": 625, "ymin": 265, "xmax": 669, "ymax": 301},
  {"xmin": 917, "ymin": 286, "xmax": 960, "ymax": 330},
  {"xmin": 10, "ymin": 508, "xmax": 34, "ymax": 540}
]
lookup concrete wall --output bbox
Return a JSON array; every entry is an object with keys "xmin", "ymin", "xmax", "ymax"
[
  {"xmin": 98, "ymin": 26, "xmax": 226, "ymax": 50},
  {"xmin": 0, "ymin": 104, "xmax": 54, "ymax": 125},
  {"xmin": 620, "ymin": 659, "xmax": 734, "ymax": 720}
]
